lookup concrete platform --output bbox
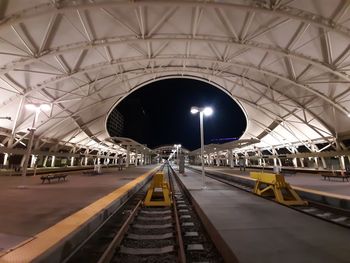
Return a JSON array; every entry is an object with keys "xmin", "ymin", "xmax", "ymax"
[
  {"xmin": 178, "ymin": 167, "xmax": 350, "ymax": 263},
  {"xmin": 205, "ymin": 166, "xmax": 350, "ymax": 196},
  {"xmin": 0, "ymin": 165, "xmax": 157, "ymax": 259}
]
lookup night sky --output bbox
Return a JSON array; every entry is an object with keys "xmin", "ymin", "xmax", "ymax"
[{"xmin": 109, "ymin": 78, "xmax": 246, "ymax": 150}]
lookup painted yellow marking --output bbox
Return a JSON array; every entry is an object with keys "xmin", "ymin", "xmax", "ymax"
[
  {"xmin": 293, "ymin": 186, "xmax": 350, "ymax": 201},
  {"xmin": 0, "ymin": 166, "xmax": 159, "ymax": 263},
  {"xmin": 208, "ymin": 168, "xmax": 350, "ymax": 201}
]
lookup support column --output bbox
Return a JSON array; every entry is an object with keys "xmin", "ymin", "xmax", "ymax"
[
  {"xmin": 70, "ymin": 157, "xmax": 74, "ymax": 166},
  {"xmin": 3, "ymin": 137, "xmax": 14, "ymax": 165},
  {"xmin": 51, "ymin": 156, "xmax": 55, "ymax": 167},
  {"xmin": 3, "ymin": 153, "xmax": 8, "ymax": 166},
  {"xmin": 97, "ymin": 151, "xmax": 101, "ymax": 165},
  {"xmin": 126, "ymin": 145, "xmax": 130, "ymax": 168},
  {"xmin": 216, "ymin": 152, "xmax": 220, "ymax": 167},
  {"xmin": 273, "ymin": 157, "xmax": 277, "ymax": 166},
  {"xmin": 321, "ymin": 157, "xmax": 327, "ymax": 169},
  {"xmin": 30, "ymin": 154, "xmax": 36, "ymax": 168},
  {"xmin": 340, "ymin": 156, "xmax": 346, "ymax": 170},
  {"xmin": 291, "ymin": 147, "xmax": 298, "ymax": 168},
  {"xmin": 229, "ymin": 150, "xmax": 233, "ymax": 168},
  {"xmin": 135, "ymin": 151, "xmax": 138, "ymax": 166},
  {"xmin": 314, "ymin": 157, "xmax": 319, "ymax": 169},
  {"xmin": 43, "ymin": 156, "xmax": 48, "ymax": 167}
]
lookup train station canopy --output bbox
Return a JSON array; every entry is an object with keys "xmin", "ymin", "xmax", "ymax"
[{"xmin": 0, "ymin": 0, "xmax": 350, "ymax": 154}]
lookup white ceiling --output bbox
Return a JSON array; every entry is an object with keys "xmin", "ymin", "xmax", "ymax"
[{"xmin": 0, "ymin": 0, "xmax": 350, "ymax": 151}]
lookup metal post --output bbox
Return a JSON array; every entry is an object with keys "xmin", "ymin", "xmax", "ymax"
[
  {"xmin": 200, "ymin": 111, "xmax": 206, "ymax": 189},
  {"xmin": 21, "ymin": 110, "xmax": 39, "ymax": 179},
  {"xmin": 176, "ymin": 146, "xmax": 179, "ymax": 165},
  {"xmin": 229, "ymin": 150, "xmax": 233, "ymax": 168},
  {"xmin": 126, "ymin": 145, "xmax": 130, "ymax": 168}
]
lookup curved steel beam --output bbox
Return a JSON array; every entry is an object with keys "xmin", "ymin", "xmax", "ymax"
[
  {"xmin": 2, "ymin": 36, "xmax": 349, "ymax": 82},
  {"xmin": 0, "ymin": 0, "xmax": 348, "ymax": 37},
  {"xmin": 12, "ymin": 55, "xmax": 347, "ymax": 116}
]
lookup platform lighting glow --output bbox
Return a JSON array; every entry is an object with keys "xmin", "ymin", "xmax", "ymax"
[
  {"xmin": 40, "ymin": 104, "xmax": 51, "ymax": 111},
  {"xmin": 25, "ymin": 104, "xmax": 38, "ymax": 111},
  {"xmin": 191, "ymin": 107, "xmax": 199, "ymax": 114},
  {"xmin": 25, "ymin": 103, "xmax": 51, "ymax": 111},
  {"xmin": 347, "ymin": 112, "xmax": 350, "ymax": 118},
  {"xmin": 203, "ymin": 107, "xmax": 213, "ymax": 116}
]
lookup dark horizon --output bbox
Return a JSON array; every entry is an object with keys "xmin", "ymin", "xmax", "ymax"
[{"xmin": 107, "ymin": 78, "xmax": 247, "ymax": 151}]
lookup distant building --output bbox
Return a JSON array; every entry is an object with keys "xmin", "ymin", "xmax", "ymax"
[{"xmin": 107, "ymin": 110, "xmax": 124, "ymax": 137}]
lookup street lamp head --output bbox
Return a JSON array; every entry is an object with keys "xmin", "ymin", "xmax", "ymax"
[
  {"xmin": 190, "ymin": 107, "xmax": 199, "ymax": 114},
  {"xmin": 203, "ymin": 107, "xmax": 213, "ymax": 116}
]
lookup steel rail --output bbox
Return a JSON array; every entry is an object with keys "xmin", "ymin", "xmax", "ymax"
[
  {"xmin": 97, "ymin": 200, "xmax": 143, "ymax": 263},
  {"xmin": 168, "ymin": 165, "xmax": 186, "ymax": 263}
]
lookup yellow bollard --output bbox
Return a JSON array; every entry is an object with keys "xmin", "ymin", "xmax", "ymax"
[
  {"xmin": 144, "ymin": 172, "xmax": 172, "ymax": 206},
  {"xmin": 250, "ymin": 172, "xmax": 307, "ymax": 206}
]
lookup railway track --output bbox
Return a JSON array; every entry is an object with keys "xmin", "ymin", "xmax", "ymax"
[
  {"xmin": 65, "ymin": 163, "xmax": 223, "ymax": 263},
  {"xmin": 186, "ymin": 166, "xmax": 350, "ymax": 228}
]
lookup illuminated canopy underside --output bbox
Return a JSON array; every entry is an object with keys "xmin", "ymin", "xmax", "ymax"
[{"xmin": 0, "ymin": 0, "xmax": 350, "ymax": 153}]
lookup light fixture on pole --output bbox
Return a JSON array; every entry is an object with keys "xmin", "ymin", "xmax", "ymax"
[
  {"xmin": 191, "ymin": 106, "xmax": 213, "ymax": 189},
  {"xmin": 174, "ymin": 144, "xmax": 181, "ymax": 165},
  {"xmin": 20, "ymin": 103, "xmax": 51, "ymax": 186}
]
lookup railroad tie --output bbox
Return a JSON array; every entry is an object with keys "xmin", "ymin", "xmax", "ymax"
[
  {"xmin": 137, "ymin": 215, "xmax": 172, "ymax": 221},
  {"xmin": 120, "ymin": 245, "xmax": 174, "ymax": 255},
  {"xmin": 331, "ymin": 216, "xmax": 348, "ymax": 222},
  {"xmin": 140, "ymin": 210, "xmax": 171, "ymax": 215},
  {"xmin": 127, "ymin": 233, "xmax": 173, "ymax": 240},
  {"xmin": 301, "ymin": 208, "xmax": 318, "ymax": 213},
  {"xmin": 182, "ymin": 222, "xmax": 194, "ymax": 227},
  {"xmin": 133, "ymin": 223, "xmax": 173, "ymax": 229},
  {"xmin": 316, "ymin": 212, "xmax": 332, "ymax": 218},
  {"xmin": 187, "ymin": 244, "xmax": 204, "ymax": 251},
  {"xmin": 185, "ymin": 232, "xmax": 199, "ymax": 237}
]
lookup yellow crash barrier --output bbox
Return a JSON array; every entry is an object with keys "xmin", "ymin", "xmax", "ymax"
[
  {"xmin": 144, "ymin": 172, "xmax": 172, "ymax": 206},
  {"xmin": 250, "ymin": 172, "xmax": 307, "ymax": 206}
]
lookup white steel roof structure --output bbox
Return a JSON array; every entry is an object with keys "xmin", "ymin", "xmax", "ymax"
[{"xmin": 0, "ymin": 0, "xmax": 350, "ymax": 155}]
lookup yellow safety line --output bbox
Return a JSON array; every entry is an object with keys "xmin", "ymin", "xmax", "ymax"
[
  {"xmin": 209, "ymin": 168, "xmax": 350, "ymax": 201},
  {"xmin": 0, "ymin": 166, "xmax": 159, "ymax": 263},
  {"xmin": 293, "ymin": 186, "xmax": 350, "ymax": 201}
]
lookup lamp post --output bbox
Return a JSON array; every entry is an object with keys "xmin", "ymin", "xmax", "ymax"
[
  {"xmin": 174, "ymin": 144, "xmax": 181, "ymax": 165},
  {"xmin": 20, "ymin": 104, "xmax": 51, "ymax": 184},
  {"xmin": 191, "ymin": 106, "xmax": 213, "ymax": 189}
]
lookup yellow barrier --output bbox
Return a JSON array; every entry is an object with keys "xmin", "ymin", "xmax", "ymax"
[
  {"xmin": 250, "ymin": 172, "xmax": 307, "ymax": 206},
  {"xmin": 144, "ymin": 172, "xmax": 172, "ymax": 206}
]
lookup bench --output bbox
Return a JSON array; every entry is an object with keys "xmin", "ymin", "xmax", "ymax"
[
  {"xmin": 321, "ymin": 173, "xmax": 349, "ymax": 182},
  {"xmin": 41, "ymin": 174, "xmax": 68, "ymax": 184}
]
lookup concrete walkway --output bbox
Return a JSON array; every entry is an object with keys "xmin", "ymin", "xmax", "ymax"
[
  {"xmin": 178, "ymin": 167, "xmax": 350, "ymax": 263},
  {"xmin": 0, "ymin": 165, "xmax": 157, "ymax": 254}
]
